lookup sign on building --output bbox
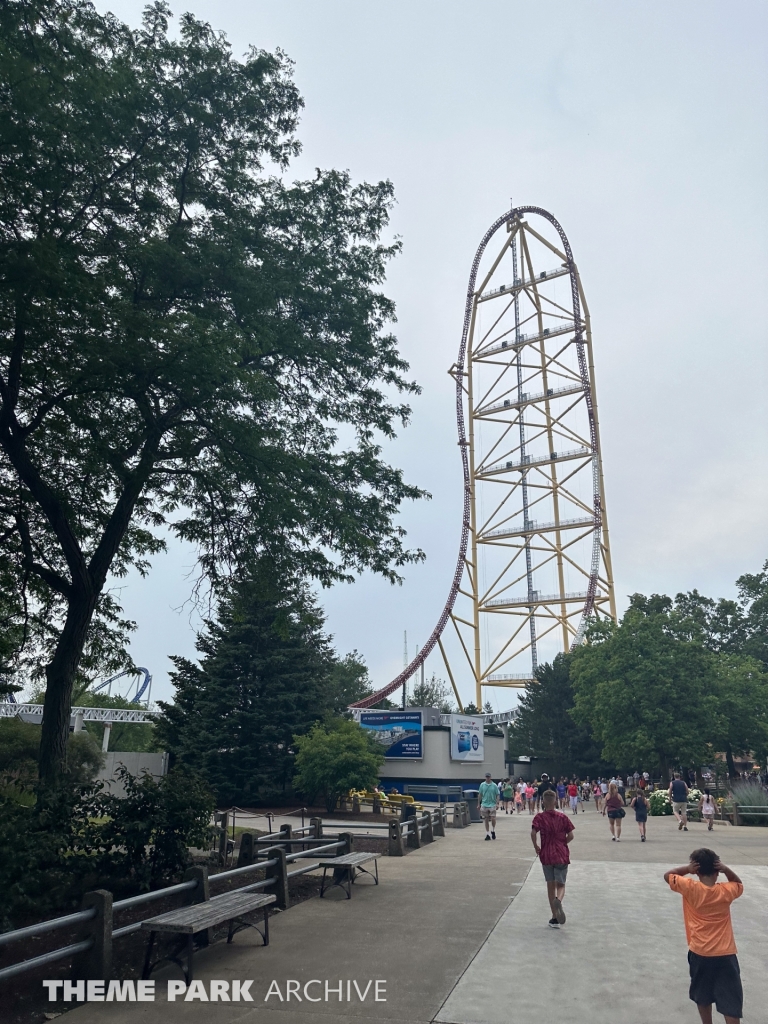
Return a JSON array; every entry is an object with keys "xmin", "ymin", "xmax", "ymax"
[
  {"xmin": 359, "ymin": 710, "xmax": 423, "ymax": 759},
  {"xmin": 449, "ymin": 714, "xmax": 484, "ymax": 762}
]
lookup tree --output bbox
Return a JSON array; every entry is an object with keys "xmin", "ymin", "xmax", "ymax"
[
  {"xmin": 410, "ymin": 672, "xmax": 455, "ymax": 713},
  {"xmin": 507, "ymin": 654, "xmax": 609, "ymax": 778},
  {"xmin": 0, "ymin": 1, "xmax": 424, "ymax": 788},
  {"xmin": 709, "ymin": 655, "xmax": 768, "ymax": 777},
  {"xmin": 570, "ymin": 598, "xmax": 717, "ymax": 780},
  {"xmin": 328, "ymin": 651, "xmax": 374, "ymax": 715},
  {"xmin": 293, "ymin": 719, "xmax": 384, "ymax": 813},
  {"xmin": 157, "ymin": 563, "xmax": 337, "ymax": 805}
]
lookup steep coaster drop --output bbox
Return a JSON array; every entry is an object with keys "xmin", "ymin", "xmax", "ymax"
[{"xmin": 351, "ymin": 206, "xmax": 616, "ymax": 713}]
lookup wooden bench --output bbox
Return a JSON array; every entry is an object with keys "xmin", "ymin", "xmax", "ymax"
[
  {"xmin": 140, "ymin": 891, "xmax": 276, "ymax": 983},
  {"xmin": 318, "ymin": 852, "xmax": 379, "ymax": 899}
]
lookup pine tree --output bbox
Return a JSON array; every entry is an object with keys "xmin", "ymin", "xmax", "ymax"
[{"xmin": 157, "ymin": 565, "xmax": 336, "ymax": 805}]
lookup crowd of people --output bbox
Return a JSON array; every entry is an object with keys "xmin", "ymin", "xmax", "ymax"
[
  {"xmin": 476, "ymin": 769, "xmax": 749, "ymax": 1022},
  {"xmin": 480, "ymin": 770, "xmax": 728, "ymax": 844}
]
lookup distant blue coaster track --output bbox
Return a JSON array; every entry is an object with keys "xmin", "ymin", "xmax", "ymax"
[{"xmin": 93, "ymin": 667, "xmax": 152, "ymax": 704}]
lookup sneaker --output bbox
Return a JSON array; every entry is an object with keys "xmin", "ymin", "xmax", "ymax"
[
  {"xmin": 548, "ymin": 918, "xmax": 560, "ymax": 929},
  {"xmin": 553, "ymin": 898, "xmax": 566, "ymax": 924},
  {"xmin": 491, "ymin": 831, "xmax": 496, "ymax": 840},
  {"xmin": 612, "ymin": 836, "xmax": 616, "ymax": 841},
  {"xmin": 485, "ymin": 834, "xmax": 491, "ymax": 841},
  {"xmin": 641, "ymin": 835, "xmax": 646, "ymax": 842},
  {"xmin": 683, "ymin": 825, "xmax": 688, "ymax": 831},
  {"xmin": 678, "ymin": 821, "xmax": 683, "ymax": 830}
]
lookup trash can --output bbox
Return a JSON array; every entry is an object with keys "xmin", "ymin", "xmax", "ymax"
[{"xmin": 463, "ymin": 789, "xmax": 482, "ymax": 823}]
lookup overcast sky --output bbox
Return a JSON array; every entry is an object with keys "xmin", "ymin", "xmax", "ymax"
[{"xmin": 95, "ymin": 0, "xmax": 767, "ymax": 711}]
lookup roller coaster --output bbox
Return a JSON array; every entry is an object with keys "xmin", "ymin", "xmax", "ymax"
[{"xmin": 351, "ymin": 206, "xmax": 616, "ymax": 713}]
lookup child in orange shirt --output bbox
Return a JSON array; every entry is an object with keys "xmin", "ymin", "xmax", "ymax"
[{"xmin": 664, "ymin": 847, "xmax": 744, "ymax": 1024}]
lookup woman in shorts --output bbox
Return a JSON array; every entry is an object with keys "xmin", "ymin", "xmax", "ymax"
[
  {"xmin": 525, "ymin": 782, "xmax": 536, "ymax": 814},
  {"xmin": 514, "ymin": 781, "xmax": 524, "ymax": 813},
  {"xmin": 556, "ymin": 779, "xmax": 567, "ymax": 809},
  {"xmin": 602, "ymin": 782, "xmax": 625, "ymax": 840},
  {"xmin": 502, "ymin": 779, "xmax": 514, "ymax": 813},
  {"xmin": 593, "ymin": 782, "xmax": 602, "ymax": 811},
  {"xmin": 631, "ymin": 788, "xmax": 648, "ymax": 841},
  {"xmin": 699, "ymin": 789, "xmax": 716, "ymax": 831}
]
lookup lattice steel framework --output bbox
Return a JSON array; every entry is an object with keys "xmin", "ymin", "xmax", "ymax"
[{"xmin": 351, "ymin": 206, "xmax": 616, "ymax": 711}]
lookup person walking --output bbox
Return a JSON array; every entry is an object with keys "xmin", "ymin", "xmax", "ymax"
[
  {"xmin": 602, "ymin": 782, "xmax": 625, "ymax": 840},
  {"xmin": 525, "ymin": 781, "xmax": 536, "ymax": 814},
  {"xmin": 700, "ymin": 790, "xmax": 716, "ymax": 832},
  {"xmin": 502, "ymin": 778, "xmax": 514, "ymax": 814},
  {"xmin": 631, "ymin": 788, "xmax": 649, "ymax": 841},
  {"xmin": 567, "ymin": 780, "xmax": 580, "ymax": 816},
  {"xmin": 556, "ymin": 778, "xmax": 567, "ymax": 809},
  {"xmin": 670, "ymin": 772, "xmax": 690, "ymax": 831},
  {"xmin": 593, "ymin": 781, "xmax": 602, "ymax": 811},
  {"xmin": 664, "ymin": 849, "xmax": 744, "ymax": 1024},
  {"xmin": 531, "ymin": 789, "xmax": 575, "ymax": 929},
  {"xmin": 537, "ymin": 773, "xmax": 557, "ymax": 812},
  {"xmin": 479, "ymin": 772, "xmax": 499, "ymax": 840},
  {"xmin": 515, "ymin": 779, "xmax": 525, "ymax": 814}
]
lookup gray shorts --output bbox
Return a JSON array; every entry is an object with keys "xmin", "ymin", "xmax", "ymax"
[
  {"xmin": 541, "ymin": 863, "xmax": 568, "ymax": 884},
  {"xmin": 673, "ymin": 801, "xmax": 688, "ymax": 815}
]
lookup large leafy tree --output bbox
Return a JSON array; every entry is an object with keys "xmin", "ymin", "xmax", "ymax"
[
  {"xmin": 157, "ymin": 562, "xmax": 339, "ymax": 805},
  {"xmin": 0, "ymin": 1, "xmax": 423, "ymax": 787},
  {"xmin": 570, "ymin": 596, "xmax": 719, "ymax": 780},
  {"xmin": 507, "ymin": 654, "xmax": 608, "ymax": 778}
]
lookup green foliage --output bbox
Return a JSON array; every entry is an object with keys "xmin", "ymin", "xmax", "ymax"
[
  {"xmin": 410, "ymin": 673, "xmax": 456, "ymax": 713},
  {"xmin": 293, "ymin": 719, "xmax": 385, "ymax": 813},
  {"xmin": 329, "ymin": 650, "xmax": 374, "ymax": 715},
  {"xmin": 508, "ymin": 654, "xmax": 610, "ymax": 778},
  {"xmin": 570, "ymin": 601, "xmax": 719, "ymax": 779},
  {"xmin": 0, "ymin": 0, "xmax": 424, "ymax": 784},
  {"xmin": 158, "ymin": 562, "xmax": 339, "ymax": 805},
  {"xmin": 81, "ymin": 766, "xmax": 214, "ymax": 888},
  {"xmin": 730, "ymin": 781, "xmax": 768, "ymax": 826},
  {"xmin": 571, "ymin": 584, "xmax": 768, "ymax": 780},
  {"xmin": 0, "ymin": 717, "xmax": 103, "ymax": 794},
  {"xmin": 648, "ymin": 789, "xmax": 672, "ymax": 816},
  {"xmin": 0, "ymin": 766, "xmax": 213, "ymax": 929}
]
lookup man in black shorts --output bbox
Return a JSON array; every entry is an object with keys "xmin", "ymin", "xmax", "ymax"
[{"xmin": 664, "ymin": 848, "xmax": 744, "ymax": 1023}]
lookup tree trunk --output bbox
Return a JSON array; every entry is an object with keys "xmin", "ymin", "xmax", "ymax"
[
  {"xmin": 658, "ymin": 754, "xmax": 670, "ymax": 786},
  {"xmin": 38, "ymin": 589, "xmax": 98, "ymax": 792},
  {"xmin": 725, "ymin": 744, "xmax": 737, "ymax": 780}
]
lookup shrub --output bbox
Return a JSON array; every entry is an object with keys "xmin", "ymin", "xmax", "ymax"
[
  {"xmin": 293, "ymin": 719, "xmax": 385, "ymax": 812},
  {"xmin": 649, "ymin": 789, "xmax": 672, "ymax": 816},
  {"xmin": 0, "ymin": 766, "xmax": 214, "ymax": 929},
  {"xmin": 731, "ymin": 781, "xmax": 768, "ymax": 826}
]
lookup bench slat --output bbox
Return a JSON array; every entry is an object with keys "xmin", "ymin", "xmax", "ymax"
[
  {"xmin": 317, "ymin": 852, "xmax": 378, "ymax": 869},
  {"xmin": 141, "ymin": 893, "xmax": 275, "ymax": 934}
]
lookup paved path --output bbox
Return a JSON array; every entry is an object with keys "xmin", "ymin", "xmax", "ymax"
[{"xmin": 64, "ymin": 805, "xmax": 767, "ymax": 1024}]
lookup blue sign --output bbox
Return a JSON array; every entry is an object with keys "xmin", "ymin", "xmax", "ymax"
[{"xmin": 359, "ymin": 711, "xmax": 423, "ymax": 759}]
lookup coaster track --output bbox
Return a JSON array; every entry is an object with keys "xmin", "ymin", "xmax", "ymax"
[{"xmin": 350, "ymin": 206, "xmax": 608, "ymax": 710}]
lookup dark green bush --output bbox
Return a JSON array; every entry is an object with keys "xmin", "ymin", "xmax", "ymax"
[{"xmin": 0, "ymin": 766, "xmax": 214, "ymax": 929}]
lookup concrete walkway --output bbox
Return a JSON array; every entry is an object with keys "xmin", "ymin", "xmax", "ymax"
[{"xmin": 64, "ymin": 806, "xmax": 767, "ymax": 1024}]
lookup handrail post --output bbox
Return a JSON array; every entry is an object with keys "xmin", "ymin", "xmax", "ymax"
[
  {"xmin": 352, "ymin": 793, "xmax": 361, "ymax": 814},
  {"xmin": 434, "ymin": 806, "xmax": 446, "ymax": 836},
  {"xmin": 452, "ymin": 802, "xmax": 464, "ymax": 828},
  {"xmin": 388, "ymin": 819, "xmax": 404, "ymax": 857},
  {"xmin": 281, "ymin": 823, "xmax": 293, "ymax": 851},
  {"xmin": 183, "ymin": 865, "xmax": 211, "ymax": 944},
  {"xmin": 266, "ymin": 849, "xmax": 290, "ymax": 910},
  {"xmin": 423, "ymin": 810, "xmax": 435, "ymax": 843},
  {"xmin": 339, "ymin": 831, "xmax": 354, "ymax": 855},
  {"xmin": 237, "ymin": 832, "xmax": 255, "ymax": 867},
  {"xmin": 75, "ymin": 890, "xmax": 112, "ymax": 981},
  {"xmin": 406, "ymin": 809, "xmax": 421, "ymax": 849},
  {"xmin": 310, "ymin": 816, "xmax": 323, "ymax": 839}
]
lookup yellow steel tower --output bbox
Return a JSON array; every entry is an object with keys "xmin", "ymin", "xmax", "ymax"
[{"xmin": 350, "ymin": 206, "xmax": 616, "ymax": 714}]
